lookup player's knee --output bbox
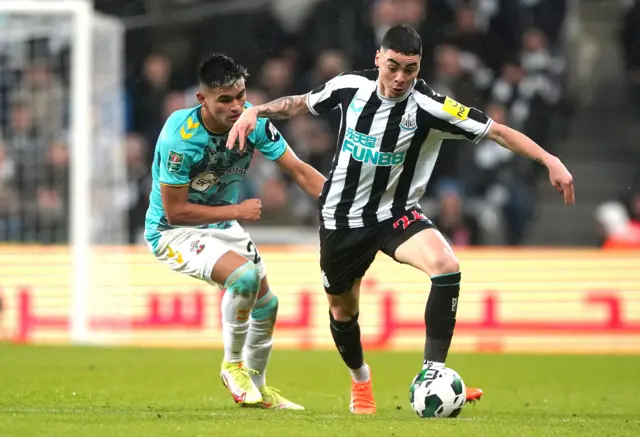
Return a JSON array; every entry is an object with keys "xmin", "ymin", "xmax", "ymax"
[
  {"xmin": 327, "ymin": 297, "xmax": 358, "ymax": 321},
  {"xmin": 251, "ymin": 292, "xmax": 279, "ymax": 320},
  {"xmin": 425, "ymin": 253, "xmax": 460, "ymax": 276},
  {"xmin": 224, "ymin": 261, "xmax": 260, "ymax": 296},
  {"xmin": 329, "ymin": 308, "xmax": 359, "ymax": 330}
]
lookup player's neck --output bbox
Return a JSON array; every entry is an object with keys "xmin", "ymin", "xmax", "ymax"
[{"xmin": 199, "ymin": 107, "xmax": 230, "ymax": 135}]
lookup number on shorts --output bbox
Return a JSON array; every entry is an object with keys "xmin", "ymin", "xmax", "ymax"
[{"xmin": 246, "ymin": 241, "xmax": 261, "ymax": 264}]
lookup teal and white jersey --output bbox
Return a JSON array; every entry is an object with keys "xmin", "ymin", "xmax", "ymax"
[{"xmin": 144, "ymin": 103, "xmax": 287, "ymax": 252}]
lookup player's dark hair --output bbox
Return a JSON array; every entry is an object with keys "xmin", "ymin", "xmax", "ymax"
[
  {"xmin": 198, "ymin": 53, "xmax": 249, "ymax": 89},
  {"xmin": 381, "ymin": 24, "xmax": 422, "ymax": 57}
]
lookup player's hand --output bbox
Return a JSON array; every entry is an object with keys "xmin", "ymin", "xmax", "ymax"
[
  {"xmin": 235, "ymin": 199, "xmax": 262, "ymax": 221},
  {"xmin": 226, "ymin": 107, "xmax": 259, "ymax": 152},
  {"xmin": 547, "ymin": 157, "xmax": 575, "ymax": 205}
]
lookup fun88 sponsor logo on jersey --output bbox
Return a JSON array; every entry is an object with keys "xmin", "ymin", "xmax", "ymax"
[{"xmin": 341, "ymin": 128, "xmax": 405, "ymax": 166}]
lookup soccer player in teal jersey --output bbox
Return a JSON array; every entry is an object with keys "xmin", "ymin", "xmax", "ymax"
[{"xmin": 144, "ymin": 54, "xmax": 326, "ymax": 409}]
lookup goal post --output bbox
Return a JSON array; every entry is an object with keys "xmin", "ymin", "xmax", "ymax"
[{"xmin": 0, "ymin": 0, "xmax": 126, "ymax": 344}]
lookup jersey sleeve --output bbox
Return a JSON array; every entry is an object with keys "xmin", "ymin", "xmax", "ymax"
[
  {"xmin": 305, "ymin": 74, "xmax": 347, "ymax": 115},
  {"xmin": 415, "ymin": 93, "xmax": 493, "ymax": 144},
  {"xmin": 251, "ymin": 118, "xmax": 288, "ymax": 161},
  {"xmin": 156, "ymin": 135, "xmax": 194, "ymax": 186}
]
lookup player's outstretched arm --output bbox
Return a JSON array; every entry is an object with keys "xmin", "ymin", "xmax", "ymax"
[
  {"xmin": 252, "ymin": 94, "xmax": 310, "ymax": 119},
  {"xmin": 161, "ymin": 185, "xmax": 262, "ymax": 225},
  {"xmin": 226, "ymin": 94, "xmax": 309, "ymax": 152},
  {"xmin": 276, "ymin": 147, "xmax": 326, "ymax": 199},
  {"xmin": 485, "ymin": 122, "xmax": 575, "ymax": 205}
]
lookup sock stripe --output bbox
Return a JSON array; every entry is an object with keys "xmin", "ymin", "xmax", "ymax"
[
  {"xmin": 431, "ymin": 271, "xmax": 461, "ymax": 287},
  {"xmin": 430, "ymin": 272, "xmax": 461, "ymax": 279}
]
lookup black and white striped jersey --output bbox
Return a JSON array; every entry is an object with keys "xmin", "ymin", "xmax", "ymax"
[{"xmin": 306, "ymin": 69, "xmax": 494, "ymax": 230}]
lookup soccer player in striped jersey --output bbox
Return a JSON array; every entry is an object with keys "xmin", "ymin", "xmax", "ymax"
[
  {"xmin": 227, "ymin": 25, "xmax": 575, "ymax": 414},
  {"xmin": 145, "ymin": 54, "xmax": 326, "ymax": 409}
]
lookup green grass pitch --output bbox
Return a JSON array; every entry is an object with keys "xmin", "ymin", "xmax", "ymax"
[{"xmin": 1, "ymin": 344, "xmax": 639, "ymax": 436}]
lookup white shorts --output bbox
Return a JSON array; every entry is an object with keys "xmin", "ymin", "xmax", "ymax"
[{"xmin": 151, "ymin": 222, "xmax": 266, "ymax": 286}]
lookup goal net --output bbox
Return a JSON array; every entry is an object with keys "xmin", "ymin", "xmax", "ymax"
[{"xmin": 0, "ymin": 1, "xmax": 127, "ymax": 343}]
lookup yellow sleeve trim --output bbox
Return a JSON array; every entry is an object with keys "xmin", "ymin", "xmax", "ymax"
[
  {"xmin": 273, "ymin": 148, "xmax": 289, "ymax": 162},
  {"xmin": 160, "ymin": 182, "xmax": 190, "ymax": 187}
]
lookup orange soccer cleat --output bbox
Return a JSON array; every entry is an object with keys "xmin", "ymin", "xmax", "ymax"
[
  {"xmin": 350, "ymin": 367, "xmax": 376, "ymax": 414},
  {"xmin": 465, "ymin": 387, "xmax": 484, "ymax": 402}
]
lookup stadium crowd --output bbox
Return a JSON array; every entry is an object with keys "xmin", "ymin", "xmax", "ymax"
[{"xmin": 0, "ymin": 0, "xmax": 572, "ymax": 246}]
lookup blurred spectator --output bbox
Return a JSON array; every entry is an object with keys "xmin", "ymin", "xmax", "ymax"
[
  {"xmin": 245, "ymin": 153, "xmax": 293, "ymax": 225},
  {"xmin": 443, "ymin": 3, "xmax": 504, "ymax": 72},
  {"xmin": 596, "ymin": 196, "xmax": 640, "ymax": 249},
  {"xmin": 259, "ymin": 57, "xmax": 295, "ymax": 100},
  {"xmin": 284, "ymin": 115, "xmax": 336, "ymax": 225},
  {"xmin": 246, "ymin": 88, "xmax": 269, "ymax": 107},
  {"xmin": 10, "ymin": 58, "xmax": 65, "ymax": 143},
  {"xmin": 353, "ymin": 0, "xmax": 401, "ymax": 71},
  {"xmin": 259, "ymin": 57, "xmax": 296, "ymax": 133},
  {"xmin": 431, "ymin": 44, "xmax": 488, "ymax": 107},
  {"xmin": 520, "ymin": 27, "xmax": 566, "ymax": 89},
  {"xmin": 124, "ymin": 134, "xmax": 152, "ymax": 243},
  {"xmin": 490, "ymin": 59, "xmax": 557, "ymax": 151},
  {"xmin": 0, "ymin": 140, "xmax": 20, "ymax": 241},
  {"xmin": 621, "ymin": 0, "xmax": 640, "ymax": 114},
  {"xmin": 295, "ymin": 49, "xmax": 348, "ymax": 135},
  {"xmin": 131, "ymin": 53, "xmax": 173, "ymax": 144},
  {"xmin": 461, "ymin": 101, "xmax": 536, "ymax": 245},
  {"xmin": 296, "ymin": 49, "xmax": 349, "ymax": 92},
  {"xmin": 431, "ymin": 179, "xmax": 481, "ymax": 247},
  {"xmin": 520, "ymin": 0, "xmax": 567, "ymax": 46},
  {"xmin": 34, "ymin": 141, "xmax": 69, "ymax": 243}
]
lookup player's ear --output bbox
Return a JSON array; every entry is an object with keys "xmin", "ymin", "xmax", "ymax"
[
  {"xmin": 375, "ymin": 50, "xmax": 381, "ymax": 68},
  {"xmin": 196, "ymin": 91, "xmax": 206, "ymax": 106}
]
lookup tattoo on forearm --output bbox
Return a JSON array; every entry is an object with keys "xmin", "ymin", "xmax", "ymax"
[{"xmin": 256, "ymin": 95, "xmax": 304, "ymax": 119}]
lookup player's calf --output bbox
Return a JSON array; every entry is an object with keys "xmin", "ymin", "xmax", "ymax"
[
  {"xmin": 326, "ymin": 283, "xmax": 376, "ymax": 414},
  {"xmin": 245, "ymin": 287, "xmax": 279, "ymax": 388},
  {"xmin": 218, "ymin": 258, "xmax": 262, "ymax": 405},
  {"xmin": 393, "ymin": 228, "xmax": 460, "ymax": 366}
]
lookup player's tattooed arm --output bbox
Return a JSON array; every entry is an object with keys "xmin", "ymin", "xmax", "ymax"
[
  {"xmin": 253, "ymin": 94, "xmax": 310, "ymax": 119},
  {"xmin": 227, "ymin": 94, "xmax": 308, "ymax": 151}
]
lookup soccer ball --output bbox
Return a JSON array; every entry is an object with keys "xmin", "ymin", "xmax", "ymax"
[{"xmin": 409, "ymin": 367, "xmax": 466, "ymax": 418}]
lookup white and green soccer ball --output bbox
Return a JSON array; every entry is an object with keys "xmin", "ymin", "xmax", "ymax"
[{"xmin": 409, "ymin": 367, "xmax": 466, "ymax": 418}]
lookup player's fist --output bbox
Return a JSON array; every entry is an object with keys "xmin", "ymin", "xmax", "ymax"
[{"xmin": 236, "ymin": 199, "xmax": 262, "ymax": 221}]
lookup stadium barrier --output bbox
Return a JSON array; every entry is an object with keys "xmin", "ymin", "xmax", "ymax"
[{"xmin": 1, "ymin": 246, "xmax": 639, "ymax": 354}]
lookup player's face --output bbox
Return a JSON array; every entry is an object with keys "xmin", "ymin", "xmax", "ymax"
[
  {"xmin": 375, "ymin": 49, "xmax": 420, "ymax": 98},
  {"xmin": 197, "ymin": 81, "xmax": 247, "ymax": 131}
]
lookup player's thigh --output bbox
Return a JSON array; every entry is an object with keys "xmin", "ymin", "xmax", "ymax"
[
  {"xmin": 382, "ymin": 211, "xmax": 460, "ymax": 276},
  {"xmin": 320, "ymin": 226, "xmax": 382, "ymax": 318},
  {"xmin": 204, "ymin": 222, "xmax": 267, "ymax": 280},
  {"xmin": 154, "ymin": 227, "xmax": 250, "ymax": 287}
]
